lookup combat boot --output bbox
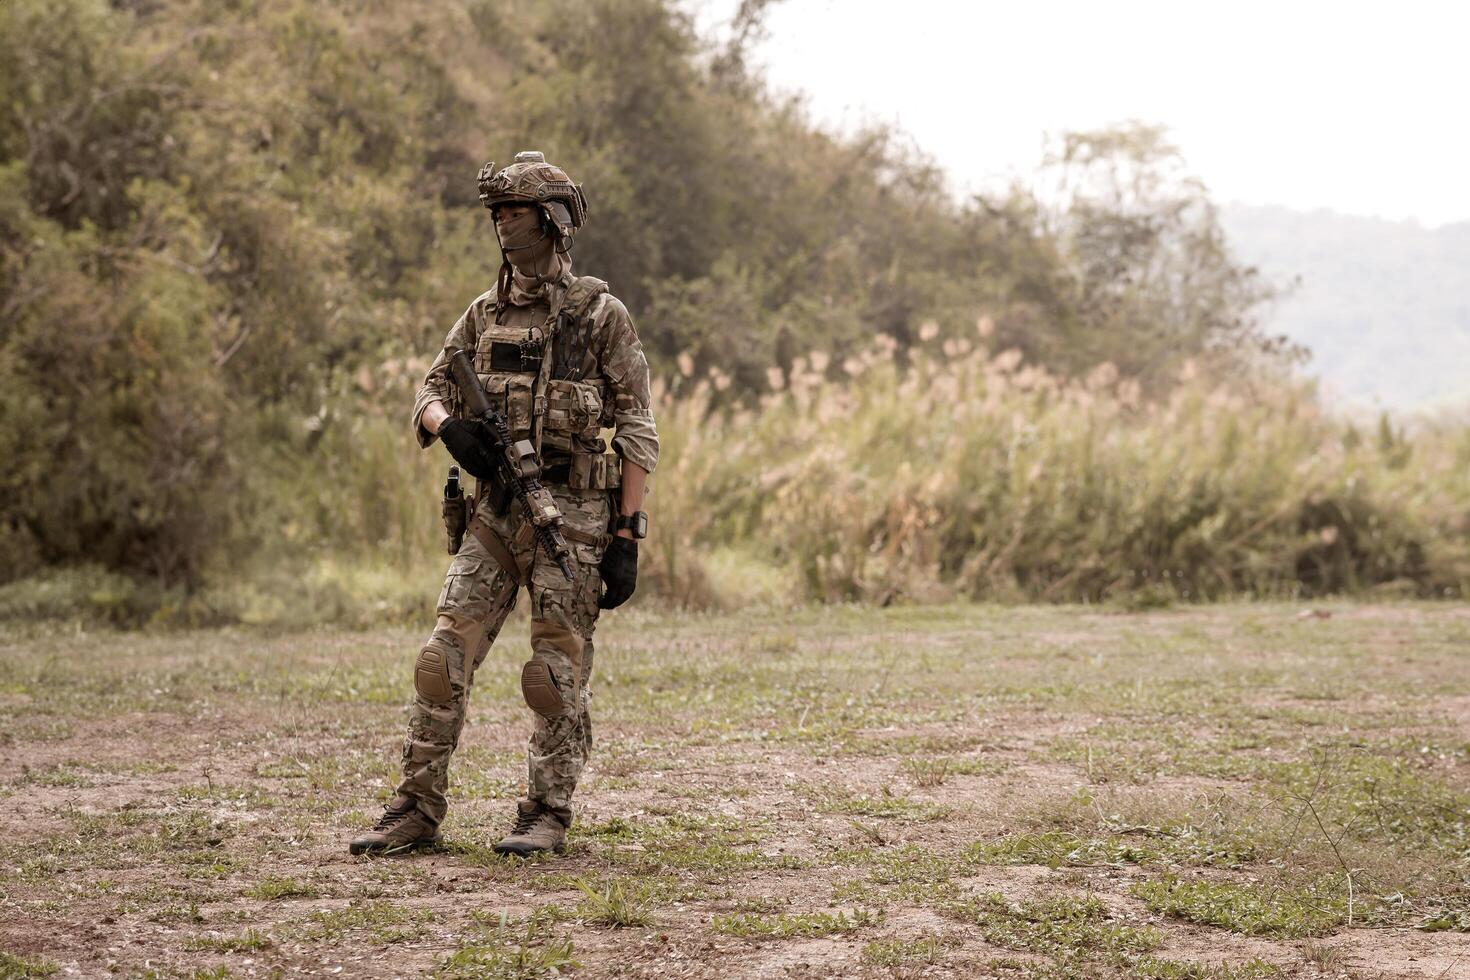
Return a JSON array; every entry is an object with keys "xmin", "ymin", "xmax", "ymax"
[
  {"xmin": 348, "ymin": 796, "xmax": 440, "ymax": 855},
  {"xmin": 493, "ymin": 800, "xmax": 568, "ymax": 857}
]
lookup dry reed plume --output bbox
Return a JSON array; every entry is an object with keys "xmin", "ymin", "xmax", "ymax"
[{"xmin": 646, "ymin": 327, "xmax": 1468, "ymax": 607}]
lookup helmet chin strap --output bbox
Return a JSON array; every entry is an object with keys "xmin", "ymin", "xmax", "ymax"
[
  {"xmin": 511, "ymin": 240, "xmax": 560, "ymax": 283},
  {"xmin": 496, "ymin": 246, "xmax": 564, "ymax": 311},
  {"xmin": 493, "ymin": 205, "xmax": 572, "ymax": 309}
]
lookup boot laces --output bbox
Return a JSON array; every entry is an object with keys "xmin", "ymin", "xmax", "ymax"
[
  {"xmin": 511, "ymin": 806, "xmax": 543, "ymax": 835},
  {"xmin": 373, "ymin": 802, "xmax": 414, "ymax": 832}
]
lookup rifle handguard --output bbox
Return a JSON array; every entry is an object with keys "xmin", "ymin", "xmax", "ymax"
[{"xmin": 448, "ymin": 350, "xmax": 496, "ymax": 418}]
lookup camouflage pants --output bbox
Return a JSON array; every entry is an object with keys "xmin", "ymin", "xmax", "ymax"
[{"xmin": 396, "ymin": 485, "xmax": 610, "ymax": 826}]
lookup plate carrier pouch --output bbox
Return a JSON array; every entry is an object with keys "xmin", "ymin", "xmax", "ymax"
[{"xmin": 468, "ymin": 275, "xmax": 622, "ymax": 508}]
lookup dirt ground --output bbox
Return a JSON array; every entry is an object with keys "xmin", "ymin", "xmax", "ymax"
[{"xmin": 2, "ymin": 602, "xmax": 1468, "ymax": 978}]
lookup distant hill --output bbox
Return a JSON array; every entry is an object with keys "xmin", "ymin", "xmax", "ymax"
[{"xmin": 1221, "ymin": 204, "xmax": 1470, "ymax": 412}]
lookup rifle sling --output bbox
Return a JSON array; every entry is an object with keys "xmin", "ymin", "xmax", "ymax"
[
  {"xmin": 467, "ymin": 512, "xmax": 527, "ymax": 587},
  {"xmin": 560, "ymin": 524, "xmax": 611, "ymax": 549},
  {"xmin": 468, "ymin": 509, "xmax": 610, "ymax": 585}
]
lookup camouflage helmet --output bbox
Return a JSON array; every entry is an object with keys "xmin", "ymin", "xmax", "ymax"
[{"xmin": 476, "ymin": 150, "xmax": 588, "ymax": 240}]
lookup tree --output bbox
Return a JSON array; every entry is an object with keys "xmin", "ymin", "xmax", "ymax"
[{"xmin": 1023, "ymin": 122, "xmax": 1295, "ymax": 387}]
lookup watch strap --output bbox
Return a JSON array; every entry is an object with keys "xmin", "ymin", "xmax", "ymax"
[{"xmin": 614, "ymin": 512, "xmax": 648, "ymax": 538}]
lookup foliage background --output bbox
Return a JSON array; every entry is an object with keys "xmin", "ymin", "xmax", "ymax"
[{"xmin": 0, "ymin": 0, "xmax": 1465, "ymax": 623}]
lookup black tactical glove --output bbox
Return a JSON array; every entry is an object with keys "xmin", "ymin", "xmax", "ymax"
[
  {"xmin": 436, "ymin": 418, "xmax": 500, "ymax": 482},
  {"xmin": 598, "ymin": 536, "xmax": 638, "ymax": 609}
]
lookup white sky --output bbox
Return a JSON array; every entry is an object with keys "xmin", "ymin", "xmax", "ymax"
[{"xmin": 696, "ymin": 0, "xmax": 1470, "ymax": 226}]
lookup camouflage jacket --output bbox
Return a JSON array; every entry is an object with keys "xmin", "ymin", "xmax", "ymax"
[{"xmin": 412, "ymin": 266, "xmax": 659, "ymax": 476}]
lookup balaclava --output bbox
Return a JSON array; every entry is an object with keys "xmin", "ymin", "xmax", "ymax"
[{"xmin": 496, "ymin": 206, "xmax": 561, "ymax": 284}]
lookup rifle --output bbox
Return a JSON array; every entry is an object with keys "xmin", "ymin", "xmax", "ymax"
[{"xmin": 447, "ymin": 349, "xmax": 575, "ymax": 581}]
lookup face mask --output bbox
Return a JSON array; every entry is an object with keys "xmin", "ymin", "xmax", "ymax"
[{"xmin": 496, "ymin": 207, "xmax": 557, "ymax": 279}]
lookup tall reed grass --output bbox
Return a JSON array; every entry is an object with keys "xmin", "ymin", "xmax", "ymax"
[{"xmin": 646, "ymin": 329, "xmax": 1468, "ymax": 607}]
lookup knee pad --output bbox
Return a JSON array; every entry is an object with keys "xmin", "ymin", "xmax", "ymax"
[
  {"xmin": 520, "ymin": 659, "xmax": 564, "ymax": 717},
  {"xmin": 523, "ymin": 619, "xmax": 585, "ymax": 717},
  {"xmin": 414, "ymin": 614, "xmax": 487, "ymax": 704},
  {"xmin": 414, "ymin": 642, "xmax": 453, "ymax": 703}
]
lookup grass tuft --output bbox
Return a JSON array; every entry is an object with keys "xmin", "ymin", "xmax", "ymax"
[
  {"xmin": 184, "ymin": 928, "xmax": 273, "ymax": 953},
  {"xmin": 861, "ymin": 935, "xmax": 951, "ymax": 966},
  {"xmin": 969, "ymin": 828, "xmax": 1255, "ymax": 871},
  {"xmin": 1417, "ymin": 905, "xmax": 1470, "ymax": 932},
  {"xmin": 246, "ymin": 875, "xmax": 318, "ymax": 900},
  {"xmin": 1129, "ymin": 957, "xmax": 1282, "ymax": 979},
  {"xmin": 712, "ymin": 908, "xmax": 880, "ymax": 938},
  {"xmin": 901, "ymin": 756, "xmax": 952, "ymax": 786},
  {"xmin": 0, "ymin": 952, "xmax": 59, "ymax": 978},
  {"xmin": 1130, "ymin": 875, "xmax": 1347, "ymax": 938},
  {"xmin": 281, "ymin": 901, "xmax": 433, "ymax": 944},
  {"xmin": 571, "ymin": 877, "xmax": 654, "ymax": 928},
  {"xmin": 950, "ymin": 892, "xmax": 1160, "ymax": 957},
  {"xmin": 437, "ymin": 921, "xmax": 577, "ymax": 980}
]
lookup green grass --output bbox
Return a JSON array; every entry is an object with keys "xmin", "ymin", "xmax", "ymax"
[
  {"xmin": 981, "ymin": 956, "xmax": 1279, "ymax": 980},
  {"xmin": 899, "ymin": 756, "xmax": 954, "ymax": 786},
  {"xmin": 861, "ymin": 935, "xmax": 951, "ymax": 966},
  {"xmin": 2, "ymin": 603, "xmax": 1468, "ymax": 975},
  {"xmin": 570, "ymin": 811, "xmax": 805, "ymax": 878},
  {"xmin": 246, "ymin": 875, "xmax": 318, "ymax": 900},
  {"xmin": 950, "ymin": 892, "xmax": 1161, "ymax": 957},
  {"xmin": 437, "ymin": 922, "xmax": 577, "ymax": 980},
  {"xmin": 277, "ymin": 901, "xmax": 435, "ymax": 945},
  {"xmin": 969, "ymin": 828, "xmax": 1256, "ymax": 870},
  {"xmin": 711, "ymin": 908, "xmax": 880, "ymax": 938},
  {"xmin": 183, "ymin": 928, "xmax": 272, "ymax": 953},
  {"xmin": 0, "ymin": 952, "xmax": 58, "ymax": 979},
  {"xmin": 1128, "ymin": 958, "xmax": 1282, "ymax": 979},
  {"xmin": 803, "ymin": 783, "xmax": 951, "ymax": 822},
  {"xmin": 1419, "ymin": 905, "xmax": 1470, "ymax": 932},
  {"xmin": 1130, "ymin": 875, "xmax": 1349, "ymax": 938},
  {"xmin": 571, "ymin": 876, "xmax": 655, "ymax": 927},
  {"xmin": 14, "ymin": 764, "xmax": 92, "ymax": 788}
]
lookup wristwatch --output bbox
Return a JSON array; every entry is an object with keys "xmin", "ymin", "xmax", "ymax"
[{"xmin": 614, "ymin": 511, "xmax": 649, "ymax": 539}]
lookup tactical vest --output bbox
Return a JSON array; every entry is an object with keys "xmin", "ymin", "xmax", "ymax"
[{"xmin": 466, "ymin": 275, "xmax": 621, "ymax": 490}]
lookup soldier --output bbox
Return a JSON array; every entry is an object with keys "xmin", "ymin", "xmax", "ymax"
[{"xmin": 349, "ymin": 151, "xmax": 657, "ymax": 858}]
